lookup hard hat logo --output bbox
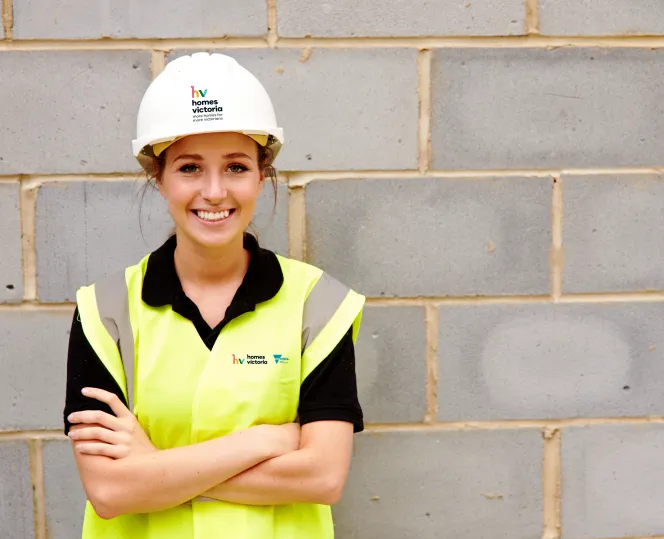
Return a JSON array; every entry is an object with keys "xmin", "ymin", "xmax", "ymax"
[
  {"xmin": 191, "ymin": 86, "xmax": 208, "ymax": 98},
  {"xmin": 132, "ymin": 52, "xmax": 284, "ymax": 170},
  {"xmin": 191, "ymin": 88, "xmax": 224, "ymax": 123}
]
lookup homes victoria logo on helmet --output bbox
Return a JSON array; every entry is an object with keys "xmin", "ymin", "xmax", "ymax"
[{"xmin": 190, "ymin": 86, "xmax": 223, "ymax": 124}]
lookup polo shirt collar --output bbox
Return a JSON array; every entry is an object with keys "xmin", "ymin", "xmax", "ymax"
[{"xmin": 142, "ymin": 233, "xmax": 284, "ymax": 309}]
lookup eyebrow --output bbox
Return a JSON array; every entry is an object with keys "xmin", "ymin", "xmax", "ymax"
[
  {"xmin": 172, "ymin": 152, "xmax": 253, "ymax": 162},
  {"xmin": 173, "ymin": 153, "xmax": 203, "ymax": 162}
]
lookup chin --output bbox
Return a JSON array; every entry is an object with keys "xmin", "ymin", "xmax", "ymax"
[{"xmin": 188, "ymin": 227, "xmax": 242, "ymax": 249}]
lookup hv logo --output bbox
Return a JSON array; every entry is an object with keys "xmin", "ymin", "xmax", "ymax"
[
  {"xmin": 191, "ymin": 86, "xmax": 208, "ymax": 98},
  {"xmin": 232, "ymin": 354, "xmax": 245, "ymax": 364}
]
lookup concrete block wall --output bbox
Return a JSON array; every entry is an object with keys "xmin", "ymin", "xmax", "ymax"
[{"xmin": 2, "ymin": 1, "xmax": 664, "ymax": 538}]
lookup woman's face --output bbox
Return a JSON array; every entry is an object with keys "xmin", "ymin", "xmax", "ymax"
[{"xmin": 158, "ymin": 132, "xmax": 263, "ymax": 250}]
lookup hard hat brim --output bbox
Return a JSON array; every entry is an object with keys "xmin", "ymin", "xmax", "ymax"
[{"xmin": 132, "ymin": 126, "xmax": 284, "ymax": 173}]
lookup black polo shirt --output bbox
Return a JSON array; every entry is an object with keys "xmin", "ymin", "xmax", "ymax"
[{"xmin": 63, "ymin": 234, "xmax": 364, "ymax": 435}]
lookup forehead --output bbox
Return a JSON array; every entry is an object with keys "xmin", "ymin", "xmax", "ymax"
[{"xmin": 169, "ymin": 132, "xmax": 258, "ymax": 156}]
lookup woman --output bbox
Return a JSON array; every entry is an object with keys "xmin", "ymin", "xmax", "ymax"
[{"xmin": 63, "ymin": 52, "xmax": 365, "ymax": 539}]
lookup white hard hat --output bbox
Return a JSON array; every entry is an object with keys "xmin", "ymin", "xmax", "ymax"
[{"xmin": 132, "ymin": 52, "xmax": 284, "ymax": 172}]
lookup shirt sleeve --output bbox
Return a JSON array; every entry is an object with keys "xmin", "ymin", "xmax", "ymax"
[
  {"xmin": 298, "ymin": 328, "xmax": 364, "ymax": 433},
  {"xmin": 63, "ymin": 307, "xmax": 128, "ymax": 435}
]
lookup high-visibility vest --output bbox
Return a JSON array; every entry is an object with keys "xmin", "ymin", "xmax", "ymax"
[{"xmin": 75, "ymin": 251, "xmax": 365, "ymax": 539}]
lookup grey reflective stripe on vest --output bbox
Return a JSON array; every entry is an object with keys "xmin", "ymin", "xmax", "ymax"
[
  {"xmin": 95, "ymin": 270, "xmax": 135, "ymax": 411},
  {"xmin": 302, "ymin": 272, "xmax": 350, "ymax": 353}
]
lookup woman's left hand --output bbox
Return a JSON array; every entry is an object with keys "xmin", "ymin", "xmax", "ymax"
[{"xmin": 68, "ymin": 387, "xmax": 156, "ymax": 459}]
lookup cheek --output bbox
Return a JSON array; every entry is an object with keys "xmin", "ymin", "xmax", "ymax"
[
  {"xmin": 234, "ymin": 177, "xmax": 263, "ymax": 206},
  {"xmin": 161, "ymin": 178, "xmax": 194, "ymax": 211}
]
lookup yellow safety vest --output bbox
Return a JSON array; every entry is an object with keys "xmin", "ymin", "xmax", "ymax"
[{"xmin": 75, "ymin": 250, "xmax": 365, "ymax": 539}]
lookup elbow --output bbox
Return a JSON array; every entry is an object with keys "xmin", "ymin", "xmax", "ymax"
[
  {"xmin": 87, "ymin": 484, "xmax": 125, "ymax": 520},
  {"xmin": 93, "ymin": 504, "xmax": 118, "ymax": 521},
  {"xmin": 89, "ymin": 493, "xmax": 117, "ymax": 520},
  {"xmin": 319, "ymin": 489, "xmax": 342, "ymax": 506},
  {"xmin": 315, "ymin": 475, "xmax": 346, "ymax": 506}
]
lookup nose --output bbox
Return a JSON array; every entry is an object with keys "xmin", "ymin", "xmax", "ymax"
[{"xmin": 201, "ymin": 172, "xmax": 228, "ymax": 204}]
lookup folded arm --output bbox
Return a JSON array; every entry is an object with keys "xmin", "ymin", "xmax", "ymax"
[
  {"xmin": 203, "ymin": 420, "xmax": 354, "ymax": 506},
  {"xmin": 201, "ymin": 328, "xmax": 363, "ymax": 506},
  {"xmin": 69, "ymin": 390, "xmax": 298, "ymax": 519}
]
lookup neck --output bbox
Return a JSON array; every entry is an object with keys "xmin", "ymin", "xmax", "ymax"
[{"xmin": 173, "ymin": 232, "xmax": 249, "ymax": 287}]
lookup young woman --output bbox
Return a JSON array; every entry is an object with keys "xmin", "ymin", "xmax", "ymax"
[{"xmin": 63, "ymin": 52, "xmax": 365, "ymax": 539}]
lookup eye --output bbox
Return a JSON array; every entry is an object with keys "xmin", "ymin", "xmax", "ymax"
[
  {"xmin": 228, "ymin": 163, "xmax": 249, "ymax": 174},
  {"xmin": 179, "ymin": 163, "xmax": 200, "ymax": 173}
]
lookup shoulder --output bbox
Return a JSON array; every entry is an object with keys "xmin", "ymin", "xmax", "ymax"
[
  {"xmin": 276, "ymin": 255, "xmax": 323, "ymax": 281},
  {"xmin": 75, "ymin": 253, "xmax": 150, "ymax": 303},
  {"xmin": 275, "ymin": 255, "xmax": 360, "ymax": 298},
  {"xmin": 276, "ymin": 256, "xmax": 365, "ymax": 332},
  {"xmin": 78, "ymin": 235, "xmax": 175, "ymax": 297}
]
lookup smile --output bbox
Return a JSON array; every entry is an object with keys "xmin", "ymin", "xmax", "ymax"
[{"xmin": 193, "ymin": 209, "xmax": 235, "ymax": 222}]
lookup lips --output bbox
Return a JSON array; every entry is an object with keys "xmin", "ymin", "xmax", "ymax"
[{"xmin": 193, "ymin": 209, "xmax": 235, "ymax": 222}]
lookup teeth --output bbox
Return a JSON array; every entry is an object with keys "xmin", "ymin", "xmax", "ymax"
[{"xmin": 196, "ymin": 210, "xmax": 231, "ymax": 222}]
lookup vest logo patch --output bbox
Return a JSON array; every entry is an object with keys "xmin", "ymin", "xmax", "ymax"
[
  {"xmin": 232, "ymin": 354, "xmax": 267, "ymax": 365},
  {"xmin": 232, "ymin": 354, "xmax": 288, "ymax": 365}
]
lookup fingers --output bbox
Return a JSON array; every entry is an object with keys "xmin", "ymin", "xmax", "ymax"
[
  {"xmin": 69, "ymin": 426, "xmax": 124, "ymax": 445},
  {"xmin": 75, "ymin": 442, "xmax": 128, "ymax": 459},
  {"xmin": 81, "ymin": 387, "xmax": 132, "ymax": 418},
  {"xmin": 68, "ymin": 409, "xmax": 123, "ymax": 431}
]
